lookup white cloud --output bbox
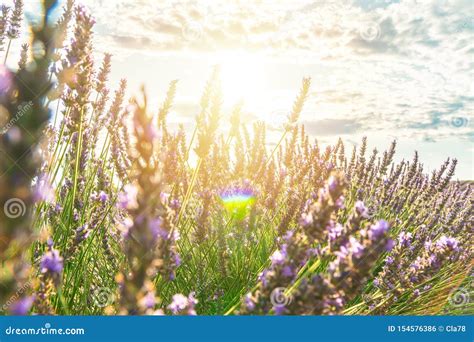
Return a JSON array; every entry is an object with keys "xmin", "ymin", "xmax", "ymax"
[{"xmin": 17, "ymin": 0, "xmax": 474, "ymax": 178}]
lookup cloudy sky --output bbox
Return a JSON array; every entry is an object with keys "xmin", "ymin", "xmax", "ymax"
[{"xmin": 17, "ymin": 0, "xmax": 474, "ymax": 178}]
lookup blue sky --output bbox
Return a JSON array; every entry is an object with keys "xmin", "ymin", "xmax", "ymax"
[{"xmin": 15, "ymin": 0, "xmax": 474, "ymax": 179}]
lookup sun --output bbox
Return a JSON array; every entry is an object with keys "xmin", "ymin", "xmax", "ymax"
[{"xmin": 217, "ymin": 51, "xmax": 267, "ymax": 107}]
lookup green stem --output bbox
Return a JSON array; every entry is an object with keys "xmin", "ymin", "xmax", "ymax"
[
  {"xmin": 267, "ymin": 130, "xmax": 287, "ymax": 166},
  {"xmin": 224, "ymin": 135, "xmax": 233, "ymax": 149},
  {"xmin": 52, "ymin": 99, "xmax": 61, "ymax": 129},
  {"xmin": 176, "ymin": 158, "xmax": 202, "ymax": 226},
  {"xmin": 70, "ymin": 107, "xmax": 85, "ymax": 220},
  {"xmin": 3, "ymin": 39, "xmax": 12, "ymax": 65},
  {"xmin": 185, "ymin": 125, "xmax": 198, "ymax": 164}
]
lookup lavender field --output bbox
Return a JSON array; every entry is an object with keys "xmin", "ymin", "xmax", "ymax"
[{"xmin": 0, "ymin": 0, "xmax": 472, "ymax": 316}]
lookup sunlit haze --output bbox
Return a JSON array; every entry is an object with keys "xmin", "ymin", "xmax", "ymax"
[{"xmin": 11, "ymin": 0, "xmax": 474, "ymax": 179}]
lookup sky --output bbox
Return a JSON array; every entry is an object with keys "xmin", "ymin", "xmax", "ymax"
[{"xmin": 12, "ymin": 0, "xmax": 474, "ymax": 179}]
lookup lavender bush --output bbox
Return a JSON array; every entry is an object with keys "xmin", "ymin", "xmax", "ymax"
[{"xmin": 0, "ymin": 0, "xmax": 472, "ymax": 316}]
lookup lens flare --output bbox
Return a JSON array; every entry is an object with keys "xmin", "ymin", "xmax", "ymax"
[{"xmin": 220, "ymin": 186, "xmax": 256, "ymax": 219}]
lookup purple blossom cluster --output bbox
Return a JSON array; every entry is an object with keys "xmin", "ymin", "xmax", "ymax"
[
  {"xmin": 167, "ymin": 293, "xmax": 198, "ymax": 315},
  {"xmin": 241, "ymin": 173, "xmax": 394, "ymax": 315},
  {"xmin": 0, "ymin": 0, "xmax": 58, "ymax": 314},
  {"xmin": 117, "ymin": 93, "xmax": 182, "ymax": 314},
  {"xmin": 0, "ymin": 0, "xmax": 471, "ymax": 317}
]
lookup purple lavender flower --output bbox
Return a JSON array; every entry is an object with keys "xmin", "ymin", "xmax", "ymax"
[
  {"xmin": 118, "ymin": 184, "xmax": 138, "ymax": 210},
  {"xmin": 98, "ymin": 190, "xmax": 108, "ymax": 203},
  {"xmin": 10, "ymin": 296, "xmax": 35, "ymax": 315},
  {"xmin": 140, "ymin": 292, "xmax": 156, "ymax": 310},
  {"xmin": 334, "ymin": 246, "xmax": 349, "ymax": 261},
  {"xmin": 369, "ymin": 220, "xmax": 389, "ymax": 240},
  {"xmin": 283, "ymin": 230, "xmax": 294, "ymax": 241},
  {"xmin": 149, "ymin": 217, "xmax": 166, "ymax": 240},
  {"xmin": 398, "ymin": 231, "xmax": 413, "ymax": 248},
  {"xmin": 258, "ymin": 270, "xmax": 269, "ymax": 288},
  {"xmin": 385, "ymin": 239, "xmax": 395, "ymax": 251},
  {"xmin": 299, "ymin": 212, "xmax": 313, "ymax": 226},
  {"xmin": 244, "ymin": 293, "xmax": 255, "ymax": 311},
  {"xmin": 33, "ymin": 174, "xmax": 55, "ymax": 203},
  {"xmin": 168, "ymin": 292, "xmax": 198, "ymax": 315},
  {"xmin": 348, "ymin": 236, "xmax": 365, "ymax": 258},
  {"xmin": 385, "ymin": 256, "xmax": 394, "ymax": 265},
  {"xmin": 40, "ymin": 248, "xmax": 63, "ymax": 274},
  {"xmin": 170, "ymin": 199, "xmax": 181, "ymax": 211},
  {"xmin": 168, "ymin": 294, "xmax": 188, "ymax": 314},
  {"xmin": 174, "ymin": 253, "xmax": 182, "ymax": 267},
  {"xmin": 354, "ymin": 200, "xmax": 369, "ymax": 218},
  {"xmin": 187, "ymin": 293, "xmax": 198, "ymax": 315},
  {"xmin": 73, "ymin": 224, "xmax": 90, "ymax": 246},
  {"xmin": 118, "ymin": 217, "xmax": 134, "ymax": 238},
  {"xmin": 335, "ymin": 196, "xmax": 345, "ymax": 209},
  {"xmin": 282, "ymin": 265, "xmax": 294, "ymax": 278},
  {"xmin": 270, "ymin": 247, "xmax": 287, "ymax": 266},
  {"xmin": 133, "ymin": 115, "xmax": 158, "ymax": 141},
  {"xmin": 54, "ymin": 203, "xmax": 63, "ymax": 213},
  {"xmin": 160, "ymin": 192, "xmax": 170, "ymax": 205},
  {"xmin": 328, "ymin": 222, "xmax": 343, "ymax": 241},
  {"xmin": 436, "ymin": 236, "xmax": 459, "ymax": 251},
  {"xmin": 327, "ymin": 175, "xmax": 338, "ymax": 193},
  {"xmin": 274, "ymin": 305, "xmax": 286, "ymax": 315}
]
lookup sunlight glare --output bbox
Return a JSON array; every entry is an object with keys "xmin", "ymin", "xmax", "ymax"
[{"xmin": 217, "ymin": 52, "xmax": 267, "ymax": 107}]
